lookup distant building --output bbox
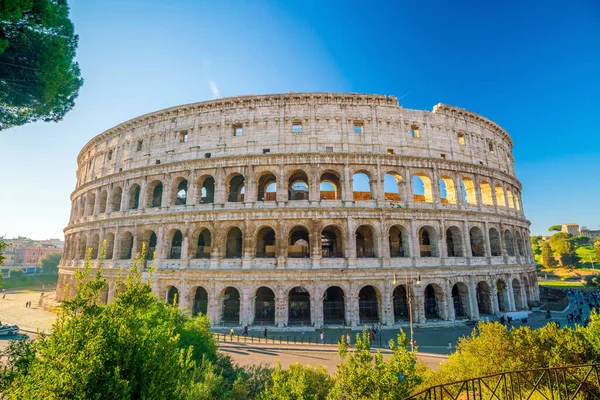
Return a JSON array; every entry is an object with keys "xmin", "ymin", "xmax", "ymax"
[
  {"xmin": 2, "ymin": 237, "xmax": 63, "ymax": 273},
  {"xmin": 581, "ymin": 227, "xmax": 600, "ymax": 241},
  {"xmin": 561, "ymin": 224, "xmax": 581, "ymax": 236}
]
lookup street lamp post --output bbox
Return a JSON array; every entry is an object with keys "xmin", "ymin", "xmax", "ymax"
[{"xmin": 393, "ymin": 266, "xmax": 421, "ymax": 352}]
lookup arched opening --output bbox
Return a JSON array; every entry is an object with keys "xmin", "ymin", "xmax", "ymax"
[
  {"xmin": 439, "ymin": 176, "xmax": 457, "ymax": 204},
  {"xmin": 169, "ymin": 230, "xmax": 183, "ymax": 259},
  {"xmin": 356, "ymin": 225, "xmax": 376, "ymax": 258},
  {"xmin": 446, "ymin": 227, "xmax": 463, "ymax": 257},
  {"xmin": 424, "ymin": 284, "xmax": 441, "ymax": 319},
  {"xmin": 412, "ymin": 173, "xmax": 433, "ymax": 203},
  {"xmin": 141, "ymin": 230, "xmax": 157, "ymax": 260},
  {"xmin": 359, "ymin": 285, "xmax": 379, "ymax": 324},
  {"xmin": 393, "ymin": 285, "xmax": 409, "ymax": 322},
  {"xmin": 199, "ymin": 176, "xmax": 215, "ymax": 204},
  {"xmin": 254, "ymin": 287, "xmax": 275, "ymax": 325},
  {"xmin": 323, "ymin": 286, "xmax": 345, "ymax": 325},
  {"xmin": 320, "ymin": 172, "xmax": 341, "ymax": 200},
  {"xmin": 384, "ymin": 173, "xmax": 402, "ymax": 201},
  {"xmin": 222, "ymin": 287, "xmax": 240, "ymax": 324},
  {"xmin": 227, "ymin": 174, "xmax": 245, "ymax": 202},
  {"xmin": 389, "ymin": 225, "xmax": 409, "ymax": 257},
  {"xmin": 256, "ymin": 227, "xmax": 276, "ymax": 258},
  {"xmin": 522, "ymin": 277, "xmax": 533, "ymax": 307},
  {"xmin": 192, "ymin": 287, "xmax": 208, "ymax": 316},
  {"xmin": 506, "ymin": 188, "xmax": 515, "ymax": 208},
  {"xmin": 147, "ymin": 181, "xmax": 163, "ymax": 208},
  {"xmin": 497, "ymin": 280, "xmax": 509, "ymax": 312},
  {"xmin": 119, "ymin": 232, "xmax": 133, "ymax": 259},
  {"xmin": 452, "ymin": 283, "xmax": 469, "ymax": 318},
  {"xmin": 166, "ymin": 286, "xmax": 179, "ymax": 305},
  {"xmin": 470, "ymin": 227, "xmax": 486, "ymax": 257},
  {"xmin": 98, "ymin": 190, "xmax": 108, "ymax": 214},
  {"xmin": 288, "ymin": 287, "xmax": 311, "ymax": 326},
  {"xmin": 225, "ymin": 227, "xmax": 243, "ymax": 258},
  {"xmin": 288, "ymin": 226, "xmax": 309, "ymax": 258},
  {"xmin": 78, "ymin": 196, "xmax": 85, "ymax": 217},
  {"xmin": 495, "ymin": 185, "xmax": 506, "ymax": 207},
  {"xmin": 489, "ymin": 228, "xmax": 502, "ymax": 256},
  {"xmin": 504, "ymin": 230, "xmax": 515, "ymax": 256},
  {"xmin": 86, "ymin": 193, "xmax": 96, "ymax": 217},
  {"xmin": 110, "ymin": 187, "xmax": 122, "ymax": 211},
  {"xmin": 173, "ymin": 178, "xmax": 188, "ymax": 205},
  {"xmin": 352, "ymin": 172, "xmax": 371, "ymax": 201},
  {"xmin": 461, "ymin": 178, "xmax": 477, "ymax": 205},
  {"xmin": 90, "ymin": 234, "xmax": 100, "ymax": 259},
  {"xmin": 514, "ymin": 192, "xmax": 521, "ymax": 210},
  {"xmin": 512, "ymin": 278, "xmax": 524, "ymax": 310},
  {"xmin": 476, "ymin": 281, "xmax": 492, "ymax": 315},
  {"xmin": 321, "ymin": 225, "xmax": 343, "ymax": 258},
  {"xmin": 195, "ymin": 229, "xmax": 212, "ymax": 258},
  {"xmin": 419, "ymin": 226, "xmax": 438, "ymax": 257},
  {"xmin": 480, "ymin": 181, "xmax": 493, "ymax": 206},
  {"xmin": 128, "ymin": 184, "xmax": 141, "ymax": 210},
  {"xmin": 515, "ymin": 231, "xmax": 524, "ymax": 256},
  {"xmin": 104, "ymin": 232, "xmax": 115, "ymax": 259},
  {"xmin": 78, "ymin": 236, "xmax": 87, "ymax": 259},
  {"xmin": 289, "ymin": 171, "xmax": 309, "ymax": 200},
  {"xmin": 257, "ymin": 173, "xmax": 277, "ymax": 201}
]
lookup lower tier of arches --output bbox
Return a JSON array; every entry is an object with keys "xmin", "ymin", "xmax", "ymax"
[{"xmin": 56, "ymin": 265, "xmax": 539, "ymax": 328}]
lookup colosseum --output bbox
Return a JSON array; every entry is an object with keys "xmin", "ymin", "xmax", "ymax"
[{"xmin": 56, "ymin": 92, "xmax": 539, "ymax": 329}]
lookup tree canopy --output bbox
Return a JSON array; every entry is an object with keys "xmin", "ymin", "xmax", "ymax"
[
  {"xmin": 40, "ymin": 252, "xmax": 61, "ymax": 274},
  {"xmin": 548, "ymin": 225, "xmax": 562, "ymax": 232},
  {"xmin": 549, "ymin": 233, "xmax": 579, "ymax": 268},
  {"xmin": 0, "ymin": 0, "xmax": 83, "ymax": 130}
]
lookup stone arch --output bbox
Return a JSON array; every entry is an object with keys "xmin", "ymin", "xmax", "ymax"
[
  {"xmin": 172, "ymin": 177, "xmax": 188, "ymax": 205},
  {"xmin": 358, "ymin": 285, "xmax": 380, "ymax": 324},
  {"xmin": 227, "ymin": 174, "xmax": 245, "ymax": 203},
  {"xmin": 352, "ymin": 171, "xmax": 371, "ymax": 201},
  {"xmin": 110, "ymin": 186, "xmax": 123, "ymax": 211},
  {"xmin": 90, "ymin": 233, "xmax": 100, "ymax": 259},
  {"xmin": 418, "ymin": 226, "xmax": 438, "ymax": 257},
  {"xmin": 198, "ymin": 175, "xmax": 215, "ymax": 204},
  {"xmin": 506, "ymin": 188, "xmax": 515, "ymax": 208},
  {"xmin": 289, "ymin": 170, "xmax": 309, "ymax": 200},
  {"xmin": 424, "ymin": 283, "xmax": 444, "ymax": 319},
  {"xmin": 355, "ymin": 225, "xmax": 376, "ymax": 258},
  {"xmin": 489, "ymin": 228, "xmax": 502, "ymax": 256},
  {"xmin": 78, "ymin": 235, "xmax": 88, "ymax": 259},
  {"xmin": 451, "ymin": 282, "xmax": 471, "ymax": 318},
  {"xmin": 193, "ymin": 228, "xmax": 212, "ymax": 258},
  {"xmin": 167, "ymin": 229, "xmax": 183, "ymax": 259},
  {"xmin": 166, "ymin": 285, "xmax": 179, "ymax": 305},
  {"xmin": 86, "ymin": 192, "xmax": 96, "ymax": 217},
  {"xmin": 222, "ymin": 286, "xmax": 241, "ymax": 325},
  {"xmin": 191, "ymin": 286, "xmax": 208, "ymax": 316},
  {"xmin": 439, "ymin": 176, "xmax": 457, "ymax": 204},
  {"xmin": 320, "ymin": 171, "xmax": 341, "ymax": 200},
  {"xmin": 146, "ymin": 180, "xmax": 163, "ymax": 208},
  {"xmin": 140, "ymin": 229, "xmax": 158, "ymax": 260},
  {"xmin": 504, "ymin": 230, "xmax": 515, "ymax": 256},
  {"xmin": 225, "ymin": 227, "xmax": 243, "ymax": 258},
  {"xmin": 128, "ymin": 184, "xmax": 141, "ymax": 210},
  {"xmin": 446, "ymin": 226, "xmax": 463, "ymax": 257},
  {"xmin": 412, "ymin": 173, "xmax": 433, "ymax": 203},
  {"xmin": 480, "ymin": 181, "xmax": 493, "ymax": 206},
  {"xmin": 119, "ymin": 231, "xmax": 133, "ymax": 259},
  {"xmin": 393, "ymin": 285, "xmax": 409, "ymax": 322},
  {"xmin": 321, "ymin": 225, "xmax": 344, "ymax": 258},
  {"xmin": 257, "ymin": 172, "xmax": 277, "ymax": 201},
  {"xmin": 104, "ymin": 232, "xmax": 115, "ymax": 259},
  {"xmin": 497, "ymin": 279, "xmax": 509, "ymax": 312},
  {"xmin": 288, "ymin": 286, "xmax": 311, "ymax": 326},
  {"xmin": 256, "ymin": 226, "xmax": 276, "ymax": 258},
  {"xmin": 495, "ymin": 184, "xmax": 506, "ymax": 207},
  {"xmin": 389, "ymin": 225, "xmax": 410, "ymax": 257},
  {"xmin": 288, "ymin": 225, "xmax": 310, "ymax": 258},
  {"xmin": 469, "ymin": 226, "xmax": 486, "ymax": 257},
  {"xmin": 515, "ymin": 231, "xmax": 525, "ymax": 256},
  {"xmin": 98, "ymin": 190, "xmax": 108, "ymax": 214},
  {"xmin": 461, "ymin": 178, "xmax": 477, "ymax": 205},
  {"xmin": 254, "ymin": 286, "xmax": 276, "ymax": 325},
  {"xmin": 77, "ymin": 195, "xmax": 85, "ymax": 217},
  {"xmin": 512, "ymin": 278, "xmax": 524, "ymax": 310},
  {"xmin": 522, "ymin": 276, "xmax": 533, "ymax": 307},
  {"xmin": 323, "ymin": 286, "xmax": 346, "ymax": 325},
  {"xmin": 384, "ymin": 172, "xmax": 403, "ymax": 201},
  {"xmin": 476, "ymin": 281, "xmax": 492, "ymax": 315}
]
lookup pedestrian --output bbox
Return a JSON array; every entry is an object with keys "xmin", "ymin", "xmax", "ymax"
[
  {"xmin": 447, "ymin": 341, "xmax": 453, "ymax": 351},
  {"xmin": 320, "ymin": 331, "xmax": 324, "ymax": 344},
  {"xmin": 229, "ymin": 327, "xmax": 234, "ymax": 339},
  {"xmin": 264, "ymin": 327, "xmax": 268, "ymax": 338},
  {"xmin": 243, "ymin": 325, "xmax": 248, "ymax": 336},
  {"xmin": 2, "ymin": 294, "xmax": 5, "ymax": 299},
  {"xmin": 346, "ymin": 333, "xmax": 351, "ymax": 346}
]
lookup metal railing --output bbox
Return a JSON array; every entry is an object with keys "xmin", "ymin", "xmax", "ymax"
[{"xmin": 405, "ymin": 364, "xmax": 600, "ymax": 400}]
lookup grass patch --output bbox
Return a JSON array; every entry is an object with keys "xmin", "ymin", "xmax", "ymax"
[
  {"xmin": 539, "ymin": 281, "xmax": 584, "ymax": 288},
  {"xmin": 1, "ymin": 274, "xmax": 58, "ymax": 289},
  {"xmin": 577, "ymin": 245, "xmax": 599, "ymax": 269}
]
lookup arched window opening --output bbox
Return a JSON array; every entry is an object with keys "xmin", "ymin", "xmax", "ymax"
[
  {"xmin": 257, "ymin": 173, "xmax": 277, "ymax": 201},
  {"xmin": 419, "ymin": 227, "xmax": 438, "ymax": 257},
  {"xmin": 193, "ymin": 287, "xmax": 208, "ymax": 316},
  {"xmin": 86, "ymin": 193, "xmax": 96, "ymax": 217},
  {"xmin": 256, "ymin": 227, "xmax": 276, "ymax": 258},
  {"xmin": 446, "ymin": 227, "xmax": 463, "ymax": 257},
  {"xmin": 513, "ymin": 279, "xmax": 524, "ymax": 310},
  {"xmin": 195, "ymin": 229, "xmax": 212, "ymax": 258},
  {"xmin": 288, "ymin": 287, "xmax": 310, "ymax": 326},
  {"xmin": 222, "ymin": 287, "xmax": 240, "ymax": 324},
  {"xmin": 412, "ymin": 174, "xmax": 433, "ymax": 203},
  {"xmin": 489, "ymin": 228, "xmax": 502, "ymax": 256},
  {"xmin": 169, "ymin": 230, "xmax": 183, "ymax": 259},
  {"xmin": 476, "ymin": 282, "xmax": 492, "ymax": 315},
  {"xmin": 323, "ymin": 286, "xmax": 345, "ymax": 325},
  {"xmin": 469, "ymin": 227, "xmax": 485, "ymax": 257},
  {"xmin": 78, "ymin": 196, "xmax": 85, "ymax": 217},
  {"xmin": 389, "ymin": 225, "xmax": 409, "ymax": 257},
  {"xmin": 461, "ymin": 178, "xmax": 477, "ymax": 205},
  {"xmin": 320, "ymin": 172, "xmax": 341, "ymax": 200},
  {"xmin": 128, "ymin": 184, "xmax": 140, "ymax": 210},
  {"xmin": 289, "ymin": 171, "xmax": 309, "ymax": 200},
  {"xmin": 98, "ymin": 190, "xmax": 108, "ymax": 214},
  {"xmin": 111, "ymin": 187, "xmax": 123, "ymax": 212},
  {"xmin": 359, "ymin": 286, "xmax": 379, "ymax": 324},
  {"xmin": 439, "ymin": 176, "xmax": 457, "ymax": 204},
  {"xmin": 497, "ymin": 280, "xmax": 509, "ymax": 312},
  {"xmin": 424, "ymin": 284, "xmax": 440, "ymax": 319},
  {"xmin": 352, "ymin": 172, "xmax": 371, "ymax": 201},
  {"xmin": 515, "ymin": 231, "xmax": 524, "ymax": 256},
  {"xmin": 90, "ymin": 234, "xmax": 100, "ymax": 259},
  {"xmin": 225, "ymin": 227, "xmax": 243, "ymax": 258},
  {"xmin": 504, "ymin": 230, "xmax": 515, "ymax": 256},
  {"xmin": 495, "ymin": 185, "xmax": 506, "ymax": 207},
  {"xmin": 384, "ymin": 173, "xmax": 402, "ymax": 201},
  {"xmin": 393, "ymin": 285, "xmax": 409, "ymax": 322},
  {"xmin": 104, "ymin": 233, "xmax": 115, "ymax": 259},
  {"xmin": 119, "ymin": 232, "xmax": 133, "ymax": 259},
  {"xmin": 288, "ymin": 226, "xmax": 309, "ymax": 258},
  {"xmin": 227, "ymin": 175, "xmax": 245, "ymax": 202},
  {"xmin": 174, "ymin": 179, "xmax": 188, "ymax": 205},
  {"xmin": 506, "ymin": 188, "xmax": 515, "ymax": 209},
  {"xmin": 254, "ymin": 287, "xmax": 275, "ymax": 325},
  {"xmin": 166, "ymin": 286, "xmax": 179, "ymax": 305},
  {"xmin": 141, "ymin": 230, "xmax": 157, "ymax": 261},
  {"xmin": 480, "ymin": 181, "xmax": 493, "ymax": 206},
  {"xmin": 452, "ymin": 283, "xmax": 469, "ymax": 318},
  {"xmin": 78, "ymin": 236, "xmax": 88, "ymax": 259},
  {"xmin": 355, "ymin": 225, "xmax": 376, "ymax": 258},
  {"xmin": 514, "ymin": 192, "xmax": 521, "ymax": 210},
  {"xmin": 199, "ymin": 176, "xmax": 215, "ymax": 204},
  {"xmin": 147, "ymin": 181, "xmax": 163, "ymax": 208},
  {"xmin": 321, "ymin": 225, "xmax": 343, "ymax": 258}
]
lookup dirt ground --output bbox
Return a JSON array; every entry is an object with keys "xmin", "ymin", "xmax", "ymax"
[{"xmin": 0, "ymin": 289, "xmax": 57, "ymax": 333}]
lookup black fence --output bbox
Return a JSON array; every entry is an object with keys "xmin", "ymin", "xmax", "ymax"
[{"xmin": 214, "ymin": 332, "xmax": 347, "ymax": 346}]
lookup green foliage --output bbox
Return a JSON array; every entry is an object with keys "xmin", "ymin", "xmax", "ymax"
[
  {"xmin": 259, "ymin": 361, "xmax": 333, "ymax": 400},
  {"xmin": 595, "ymin": 238, "xmax": 600, "ymax": 259},
  {"xmin": 40, "ymin": 252, "xmax": 61, "ymax": 274},
  {"xmin": 0, "ymin": 0, "xmax": 84, "ymax": 130},
  {"xmin": 327, "ymin": 330, "xmax": 421, "ymax": 400},
  {"xmin": 548, "ymin": 225, "xmax": 562, "ymax": 232},
  {"xmin": 0, "ymin": 273, "xmax": 57, "ymax": 289},
  {"xmin": 8, "ymin": 268, "xmax": 24, "ymax": 279},
  {"xmin": 549, "ymin": 233, "xmax": 579, "ymax": 268},
  {"xmin": 530, "ymin": 236, "xmax": 542, "ymax": 256},
  {"xmin": 584, "ymin": 274, "xmax": 600, "ymax": 288},
  {"xmin": 540, "ymin": 241, "xmax": 557, "ymax": 268}
]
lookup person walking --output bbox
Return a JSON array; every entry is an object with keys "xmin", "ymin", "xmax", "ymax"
[
  {"xmin": 229, "ymin": 327, "xmax": 234, "ymax": 340},
  {"xmin": 320, "ymin": 331, "xmax": 324, "ymax": 344},
  {"xmin": 346, "ymin": 333, "xmax": 351, "ymax": 347},
  {"xmin": 264, "ymin": 327, "xmax": 268, "ymax": 339},
  {"xmin": 243, "ymin": 325, "xmax": 248, "ymax": 335}
]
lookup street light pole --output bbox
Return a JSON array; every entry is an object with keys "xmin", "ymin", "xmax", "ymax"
[{"xmin": 393, "ymin": 266, "xmax": 421, "ymax": 352}]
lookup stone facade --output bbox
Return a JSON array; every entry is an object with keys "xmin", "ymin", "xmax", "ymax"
[{"xmin": 56, "ymin": 92, "xmax": 539, "ymax": 329}]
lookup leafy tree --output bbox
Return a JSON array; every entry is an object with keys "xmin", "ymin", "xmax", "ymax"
[
  {"xmin": 540, "ymin": 241, "xmax": 558, "ymax": 268},
  {"xmin": 549, "ymin": 233, "xmax": 579, "ymax": 268},
  {"xmin": 40, "ymin": 252, "xmax": 61, "ymax": 274},
  {"xmin": 530, "ymin": 236, "xmax": 543, "ymax": 257},
  {"xmin": 595, "ymin": 238, "xmax": 600, "ymax": 260},
  {"xmin": 8, "ymin": 268, "xmax": 24, "ymax": 279},
  {"xmin": 259, "ymin": 362, "xmax": 333, "ymax": 400},
  {"xmin": 584, "ymin": 274, "xmax": 600, "ymax": 288},
  {"xmin": 0, "ymin": 0, "xmax": 84, "ymax": 130},
  {"xmin": 548, "ymin": 225, "xmax": 562, "ymax": 232}
]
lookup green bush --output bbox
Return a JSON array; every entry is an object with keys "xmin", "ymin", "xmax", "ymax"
[
  {"xmin": 260, "ymin": 362, "xmax": 332, "ymax": 400},
  {"xmin": 8, "ymin": 269, "xmax": 25, "ymax": 279}
]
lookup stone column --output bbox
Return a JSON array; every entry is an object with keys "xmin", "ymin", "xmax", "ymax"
[
  {"xmin": 347, "ymin": 218, "xmax": 357, "ymax": 262},
  {"xmin": 343, "ymin": 164, "xmax": 353, "ymax": 202},
  {"xmin": 469, "ymin": 277, "xmax": 480, "ymax": 320},
  {"xmin": 208, "ymin": 291, "xmax": 221, "ymax": 325},
  {"xmin": 507, "ymin": 279, "xmax": 516, "ymax": 311},
  {"xmin": 382, "ymin": 289, "xmax": 393, "ymax": 325},
  {"xmin": 484, "ymin": 221, "xmax": 492, "ymax": 260},
  {"xmin": 520, "ymin": 284, "xmax": 528, "ymax": 310},
  {"xmin": 187, "ymin": 170, "xmax": 198, "ymax": 204},
  {"xmin": 214, "ymin": 168, "xmax": 226, "ymax": 205},
  {"xmin": 276, "ymin": 164, "xmax": 287, "ymax": 202},
  {"xmin": 490, "ymin": 281, "xmax": 500, "ymax": 314},
  {"xmin": 245, "ymin": 166, "xmax": 256, "ymax": 204},
  {"xmin": 161, "ymin": 175, "xmax": 171, "ymax": 207},
  {"xmin": 93, "ymin": 188, "xmax": 101, "ymax": 216},
  {"xmin": 119, "ymin": 183, "xmax": 128, "ymax": 211},
  {"xmin": 455, "ymin": 177, "xmax": 465, "ymax": 205},
  {"xmin": 463, "ymin": 220, "xmax": 472, "ymax": 260},
  {"xmin": 112, "ymin": 226, "xmax": 120, "ymax": 260},
  {"xmin": 241, "ymin": 288, "xmax": 251, "ymax": 326},
  {"xmin": 410, "ymin": 219, "xmax": 419, "ymax": 261},
  {"xmin": 181, "ymin": 226, "xmax": 189, "ymax": 260},
  {"xmin": 445, "ymin": 279, "xmax": 455, "ymax": 321},
  {"xmin": 139, "ymin": 179, "xmax": 147, "ymax": 209}
]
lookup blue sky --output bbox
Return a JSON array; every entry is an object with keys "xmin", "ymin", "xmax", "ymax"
[{"xmin": 1, "ymin": 0, "xmax": 599, "ymax": 239}]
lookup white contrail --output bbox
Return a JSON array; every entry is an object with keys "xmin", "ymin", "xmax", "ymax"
[{"xmin": 208, "ymin": 80, "xmax": 220, "ymax": 99}]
